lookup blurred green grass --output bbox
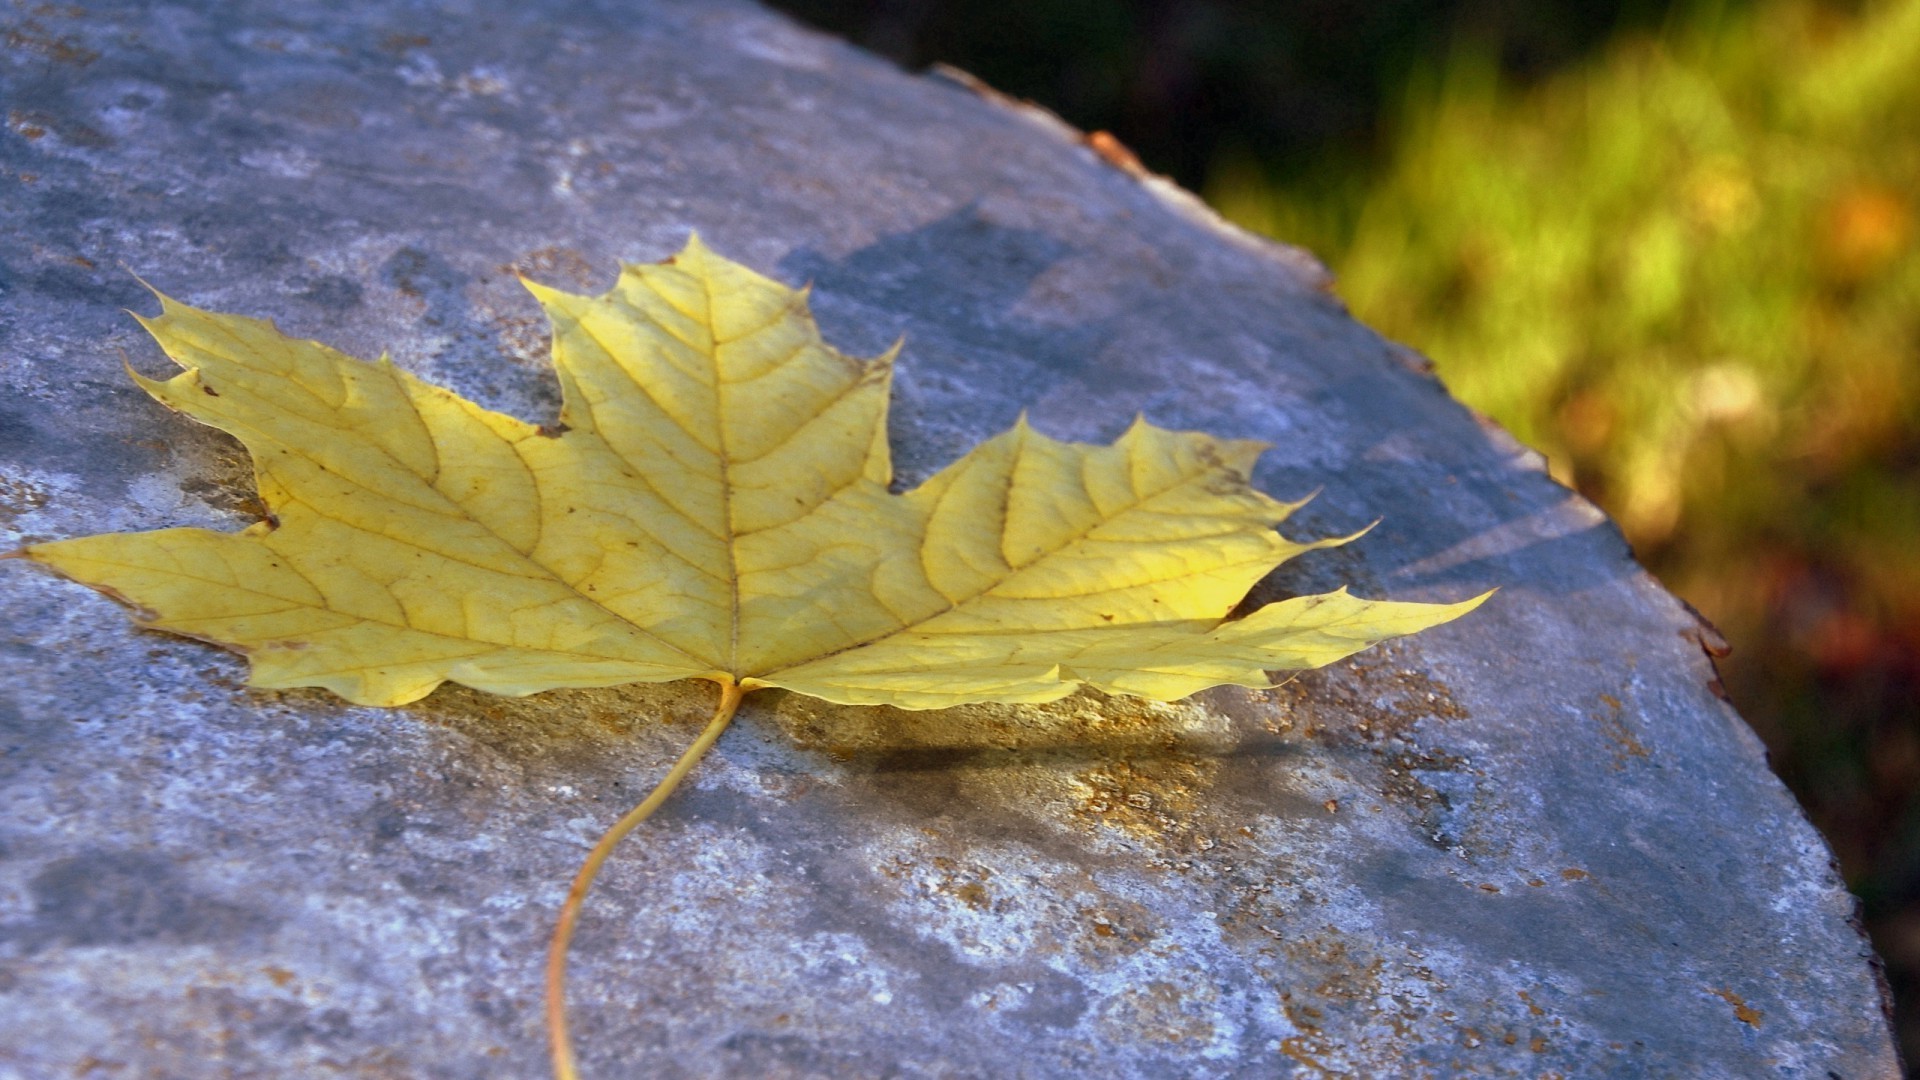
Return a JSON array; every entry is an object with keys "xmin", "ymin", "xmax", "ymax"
[{"xmin": 1210, "ymin": 0, "xmax": 1920, "ymax": 1055}]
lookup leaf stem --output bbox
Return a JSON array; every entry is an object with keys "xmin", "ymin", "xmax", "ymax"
[{"xmin": 547, "ymin": 679, "xmax": 747, "ymax": 1080}]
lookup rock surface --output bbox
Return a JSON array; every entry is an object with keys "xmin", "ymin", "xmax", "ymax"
[{"xmin": 0, "ymin": 1, "xmax": 1898, "ymax": 1076}]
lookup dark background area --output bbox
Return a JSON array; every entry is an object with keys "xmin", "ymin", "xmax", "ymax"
[
  {"xmin": 770, "ymin": 0, "xmax": 1915, "ymax": 1065},
  {"xmin": 770, "ymin": 0, "xmax": 1675, "ymax": 189}
]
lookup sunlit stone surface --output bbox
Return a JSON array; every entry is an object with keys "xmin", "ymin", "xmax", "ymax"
[{"xmin": 0, "ymin": 1, "xmax": 1897, "ymax": 1075}]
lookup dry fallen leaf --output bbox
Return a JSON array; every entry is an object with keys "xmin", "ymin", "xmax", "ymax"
[{"xmin": 19, "ymin": 235, "xmax": 1488, "ymax": 1077}]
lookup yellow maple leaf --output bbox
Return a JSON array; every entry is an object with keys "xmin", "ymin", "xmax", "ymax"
[{"xmin": 19, "ymin": 236, "xmax": 1487, "ymax": 1077}]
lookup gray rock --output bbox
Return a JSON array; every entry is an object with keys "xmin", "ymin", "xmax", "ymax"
[{"xmin": 0, "ymin": 1, "xmax": 1898, "ymax": 1076}]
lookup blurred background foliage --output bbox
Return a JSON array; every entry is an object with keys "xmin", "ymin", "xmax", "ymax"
[{"xmin": 773, "ymin": 0, "xmax": 1919, "ymax": 1060}]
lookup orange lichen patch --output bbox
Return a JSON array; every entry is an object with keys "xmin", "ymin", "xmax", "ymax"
[
  {"xmin": 900, "ymin": 854, "xmax": 1010, "ymax": 919},
  {"xmin": 1277, "ymin": 1034, "xmax": 1343, "ymax": 1077},
  {"xmin": 410, "ymin": 680, "xmax": 715, "ymax": 762},
  {"xmin": 262, "ymin": 966, "xmax": 296, "ymax": 988},
  {"xmin": 1265, "ymin": 932, "xmax": 1394, "ymax": 1036},
  {"xmin": 768, "ymin": 684, "xmax": 1228, "ymax": 845},
  {"xmin": 0, "ymin": 475, "xmax": 50, "ymax": 524},
  {"xmin": 1271, "ymin": 930, "xmax": 1407, "ymax": 1055},
  {"xmin": 773, "ymin": 689, "xmax": 1211, "ymax": 765},
  {"xmin": 772, "ymin": 690, "xmax": 1240, "ymax": 854},
  {"xmin": 5, "ymin": 107, "xmax": 107, "ymax": 147},
  {"xmin": 1273, "ymin": 649, "xmax": 1493, "ymax": 850},
  {"xmin": 948, "ymin": 876, "xmax": 990, "ymax": 907},
  {"xmin": 502, "ymin": 246, "xmax": 600, "ymax": 290},
  {"xmin": 1594, "ymin": 692, "xmax": 1650, "ymax": 768},
  {"xmin": 1560, "ymin": 868, "xmax": 1591, "ymax": 882},
  {"xmin": 1074, "ymin": 904, "xmax": 1146, "ymax": 946},
  {"xmin": 1275, "ymin": 648, "xmax": 1471, "ymax": 745},
  {"xmin": 6, "ymin": 111, "xmax": 46, "ymax": 140},
  {"xmin": 1068, "ymin": 756, "xmax": 1217, "ymax": 843},
  {"xmin": 1709, "ymin": 987, "xmax": 1763, "ymax": 1026},
  {"xmin": 482, "ymin": 308, "xmax": 554, "ymax": 371},
  {"xmin": 2, "ymin": 26, "xmax": 98, "ymax": 66},
  {"xmin": 1098, "ymin": 978, "xmax": 1220, "ymax": 1047},
  {"xmin": 380, "ymin": 32, "xmax": 432, "ymax": 52},
  {"xmin": 1223, "ymin": 922, "xmax": 1579, "ymax": 1075}
]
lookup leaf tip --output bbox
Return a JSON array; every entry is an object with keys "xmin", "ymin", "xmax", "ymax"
[
  {"xmin": 122, "ymin": 272, "xmax": 199, "ymax": 328},
  {"xmin": 124, "ymin": 267, "xmax": 160, "ymax": 300},
  {"xmin": 677, "ymin": 230, "xmax": 713, "ymax": 264},
  {"xmin": 1274, "ymin": 485, "xmax": 1323, "ymax": 516},
  {"xmin": 517, "ymin": 273, "xmax": 568, "ymax": 306},
  {"xmin": 1281, "ymin": 518, "xmax": 1376, "ymax": 560}
]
